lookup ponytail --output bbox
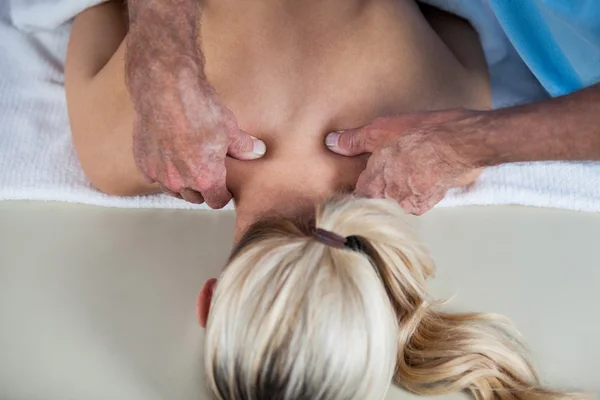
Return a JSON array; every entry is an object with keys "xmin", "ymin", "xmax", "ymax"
[
  {"xmin": 321, "ymin": 197, "xmax": 575, "ymax": 399},
  {"xmin": 397, "ymin": 308, "xmax": 567, "ymax": 399}
]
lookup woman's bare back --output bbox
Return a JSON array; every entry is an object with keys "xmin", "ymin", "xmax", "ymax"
[
  {"xmin": 65, "ymin": 0, "xmax": 490, "ymax": 212},
  {"xmin": 199, "ymin": 0, "xmax": 491, "ymax": 211},
  {"xmin": 201, "ymin": 0, "xmax": 491, "ymax": 145}
]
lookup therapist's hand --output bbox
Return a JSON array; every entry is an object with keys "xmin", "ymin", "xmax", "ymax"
[
  {"xmin": 326, "ymin": 109, "xmax": 485, "ymax": 215},
  {"xmin": 126, "ymin": 0, "xmax": 266, "ymax": 208},
  {"xmin": 127, "ymin": 60, "xmax": 265, "ymax": 207}
]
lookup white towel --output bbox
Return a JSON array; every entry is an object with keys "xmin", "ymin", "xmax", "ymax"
[{"xmin": 0, "ymin": 0, "xmax": 599, "ymax": 212}]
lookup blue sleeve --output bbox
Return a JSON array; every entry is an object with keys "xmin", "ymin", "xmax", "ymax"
[{"xmin": 488, "ymin": 0, "xmax": 600, "ymax": 97}]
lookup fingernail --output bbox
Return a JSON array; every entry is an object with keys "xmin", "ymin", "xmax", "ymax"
[
  {"xmin": 252, "ymin": 137, "xmax": 266, "ymax": 156},
  {"xmin": 326, "ymin": 132, "xmax": 341, "ymax": 147}
]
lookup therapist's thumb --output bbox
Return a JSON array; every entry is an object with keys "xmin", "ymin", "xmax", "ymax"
[
  {"xmin": 326, "ymin": 127, "xmax": 376, "ymax": 156},
  {"xmin": 228, "ymin": 129, "xmax": 267, "ymax": 161}
]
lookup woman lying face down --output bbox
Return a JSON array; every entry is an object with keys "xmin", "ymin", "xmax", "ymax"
[{"xmin": 65, "ymin": 0, "xmax": 572, "ymax": 398}]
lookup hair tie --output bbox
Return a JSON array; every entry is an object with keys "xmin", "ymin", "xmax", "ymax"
[{"xmin": 313, "ymin": 228, "xmax": 347, "ymax": 249}]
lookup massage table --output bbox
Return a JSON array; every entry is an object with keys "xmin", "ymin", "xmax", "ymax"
[{"xmin": 0, "ymin": 201, "xmax": 598, "ymax": 399}]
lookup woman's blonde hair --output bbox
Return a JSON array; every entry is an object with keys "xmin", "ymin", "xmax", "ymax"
[{"xmin": 204, "ymin": 196, "xmax": 571, "ymax": 400}]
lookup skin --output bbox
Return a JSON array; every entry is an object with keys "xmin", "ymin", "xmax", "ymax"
[
  {"xmin": 197, "ymin": 278, "xmax": 217, "ymax": 328},
  {"xmin": 126, "ymin": 0, "xmax": 266, "ymax": 207}
]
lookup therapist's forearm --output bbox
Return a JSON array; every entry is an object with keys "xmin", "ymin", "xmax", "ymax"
[
  {"xmin": 475, "ymin": 83, "xmax": 600, "ymax": 166},
  {"xmin": 126, "ymin": 0, "xmax": 204, "ymax": 75}
]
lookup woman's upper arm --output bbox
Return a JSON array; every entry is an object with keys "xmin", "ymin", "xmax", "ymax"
[
  {"xmin": 65, "ymin": 2, "xmax": 158, "ymax": 196},
  {"xmin": 65, "ymin": 2, "xmax": 128, "ymax": 83}
]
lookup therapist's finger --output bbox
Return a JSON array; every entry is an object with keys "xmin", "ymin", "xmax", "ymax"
[
  {"xmin": 402, "ymin": 189, "xmax": 446, "ymax": 216},
  {"xmin": 181, "ymin": 188, "xmax": 205, "ymax": 205},
  {"xmin": 160, "ymin": 184, "xmax": 183, "ymax": 199},
  {"xmin": 326, "ymin": 125, "xmax": 383, "ymax": 156},
  {"xmin": 227, "ymin": 129, "xmax": 267, "ymax": 161}
]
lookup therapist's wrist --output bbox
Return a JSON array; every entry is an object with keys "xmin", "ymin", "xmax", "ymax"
[
  {"xmin": 464, "ymin": 106, "xmax": 554, "ymax": 167},
  {"xmin": 127, "ymin": 0, "xmax": 201, "ymax": 60},
  {"xmin": 126, "ymin": 0, "xmax": 205, "ymax": 85},
  {"xmin": 472, "ymin": 84, "xmax": 600, "ymax": 166},
  {"xmin": 440, "ymin": 109, "xmax": 513, "ymax": 169},
  {"xmin": 128, "ymin": 0, "xmax": 198, "ymax": 26}
]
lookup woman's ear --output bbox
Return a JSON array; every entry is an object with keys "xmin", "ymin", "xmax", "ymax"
[{"xmin": 196, "ymin": 278, "xmax": 218, "ymax": 328}]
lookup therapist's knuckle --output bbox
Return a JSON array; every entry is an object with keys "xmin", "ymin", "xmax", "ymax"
[
  {"xmin": 163, "ymin": 169, "xmax": 184, "ymax": 192},
  {"xmin": 348, "ymin": 128, "xmax": 377, "ymax": 152},
  {"xmin": 364, "ymin": 128, "xmax": 381, "ymax": 146},
  {"xmin": 141, "ymin": 159, "xmax": 159, "ymax": 181},
  {"xmin": 164, "ymin": 161, "xmax": 181, "ymax": 180},
  {"xmin": 335, "ymin": 131, "xmax": 354, "ymax": 151},
  {"xmin": 368, "ymin": 180, "xmax": 386, "ymax": 198},
  {"xmin": 194, "ymin": 173, "xmax": 222, "ymax": 193},
  {"xmin": 228, "ymin": 133, "xmax": 252, "ymax": 153}
]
